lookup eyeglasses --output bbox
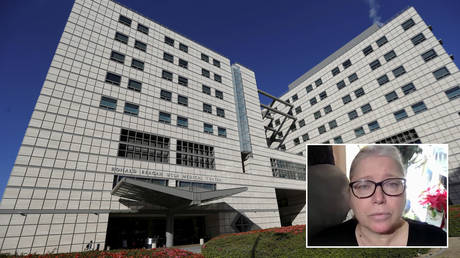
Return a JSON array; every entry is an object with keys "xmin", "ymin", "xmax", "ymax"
[{"xmin": 349, "ymin": 178, "xmax": 406, "ymax": 199}]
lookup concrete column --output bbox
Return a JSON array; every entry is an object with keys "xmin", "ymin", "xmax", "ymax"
[{"xmin": 166, "ymin": 212, "xmax": 174, "ymax": 247}]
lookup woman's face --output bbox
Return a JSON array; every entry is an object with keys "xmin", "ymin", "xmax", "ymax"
[{"xmin": 349, "ymin": 155, "xmax": 406, "ymax": 234}]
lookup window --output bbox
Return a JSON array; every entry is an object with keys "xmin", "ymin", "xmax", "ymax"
[
  {"xmin": 376, "ymin": 36, "xmax": 388, "ymax": 47},
  {"xmin": 202, "ymin": 69, "xmax": 210, "ymax": 78},
  {"xmin": 332, "ymin": 67, "xmax": 340, "ymax": 76},
  {"xmin": 275, "ymin": 119, "xmax": 280, "ymax": 126},
  {"xmin": 324, "ymin": 105, "xmax": 332, "ymax": 114},
  {"xmin": 100, "ymin": 96, "xmax": 117, "ymax": 110},
  {"xmin": 310, "ymin": 97, "xmax": 317, "ymax": 106},
  {"xmin": 215, "ymin": 90, "xmax": 223, "ymax": 100},
  {"xmin": 105, "ymin": 72, "xmax": 121, "ymax": 85},
  {"xmin": 286, "ymin": 99, "xmax": 290, "ymax": 104},
  {"xmin": 118, "ymin": 129, "xmax": 170, "ymax": 163},
  {"xmin": 348, "ymin": 110, "xmax": 358, "ymax": 120},
  {"xmin": 292, "ymin": 94, "xmax": 298, "ymax": 102},
  {"xmin": 354, "ymin": 127, "xmax": 365, "ymax": 137},
  {"xmin": 110, "ymin": 51, "xmax": 125, "ymax": 63},
  {"xmin": 315, "ymin": 78, "xmax": 323, "ymax": 87},
  {"xmin": 385, "ymin": 91, "xmax": 398, "ymax": 103},
  {"xmin": 354, "ymin": 87, "xmax": 365, "ymax": 98},
  {"xmin": 214, "ymin": 74, "xmax": 222, "ymax": 83},
  {"xmin": 302, "ymin": 133, "xmax": 309, "ymax": 142},
  {"xmin": 295, "ymin": 106, "xmax": 302, "ymax": 114},
  {"xmin": 134, "ymin": 40, "xmax": 146, "ymax": 52},
  {"xmin": 176, "ymin": 140, "xmax": 215, "ymax": 169},
  {"xmin": 348, "ymin": 73, "xmax": 358, "ymax": 83},
  {"xmin": 334, "ymin": 136, "xmax": 343, "ymax": 144},
  {"xmin": 319, "ymin": 91, "xmax": 327, "ymax": 100},
  {"xmin": 137, "ymin": 23, "xmax": 149, "ymax": 34},
  {"xmin": 165, "ymin": 36, "xmax": 174, "ymax": 46},
  {"xmin": 202, "ymin": 85, "xmax": 211, "ymax": 95},
  {"xmin": 131, "ymin": 59, "xmax": 144, "ymax": 71},
  {"xmin": 203, "ymin": 103, "xmax": 212, "ymax": 114},
  {"xmin": 411, "ymin": 33, "xmax": 426, "ymax": 46},
  {"xmin": 394, "ymin": 109, "xmax": 408, "ymax": 121},
  {"xmin": 433, "ymin": 67, "xmax": 450, "ymax": 80},
  {"xmin": 422, "ymin": 49, "xmax": 438, "ymax": 62},
  {"xmin": 306, "ymin": 84, "xmax": 313, "ymax": 93},
  {"xmin": 163, "ymin": 52, "xmax": 174, "ymax": 63},
  {"xmin": 411, "ymin": 101, "xmax": 427, "ymax": 114},
  {"xmin": 179, "ymin": 59, "xmax": 188, "ymax": 69},
  {"xmin": 160, "ymin": 90, "xmax": 172, "ymax": 101},
  {"xmin": 343, "ymin": 59, "xmax": 352, "ymax": 69},
  {"xmin": 293, "ymin": 138, "xmax": 301, "ymax": 146},
  {"xmin": 314, "ymin": 111, "xmax": 321, "ymax": 119},
  {"xmin": 377, "ymin": 74, "xmax": 389, "ymax": 86},
  {"xmin": 361, "ymin": 103, "xmax": 372, "ymax": 114},
  {"xmin": 368, "ymin": 120, "xmax": 380, "ymax": 132},
  {"xmin": 178, "ymin": 95, "xmax": 188, "ymax": 106},
  {"xmin": 216, "ymin": 107, "xmax": 225, "ymax": 117},
  {"xmin": 213, "ymin": 59, "xmax": 221, "ymax": 68},
  {"xmin": 318, "ymin": 125, "xmax": 326, "ymax": 134},
  {"xmin": 342, "ymin": 95, "xmax": 352, "ymax": 104},
  {"xmin": 384, "ymin": 50, "xmax": 397, "ymax": 62},
  {"xmin": 204, "ymin": 123, "xmax": 213, "ymax": 134},
  {"xmin": 115, "ymin": 32, "xmax": 128, "ymax": 44},
  {"xmin": 363, "ymin": 45, "xmax": 373, "ymax": 56},
  {"xmin": 445, "ymin": 86, "xmax": 460, "ymax": 100},
  {"xmin": 376, "ymin": 128, "xmax": 421, "ymax": 144},
  {"xmin": 178, "ymin": 76, "xmax": 188, "ymax": 86},
  {"xmin": 201, "ymin": 53, "xmax": 209, "ymax": 62},
  {"xmin": 290, "ymin": 123, "xmax": 296, "ymax": 132},
  {"xmin": 336, "ymin": 80, "xmax": 346, "ymax": 90},
  {"xmin": 128, "ymin": 79, "xmax": 142, "ymax": 92},
  {"xmin": 369, "ymin": 59, "xmax": 381, "ymax": 70},
  {"xmin": 299, "ymin": 119, "xmax": 306, "ymax": 127},
  {"xmin": 328, "ymin": 120, "xmax": 337, "ymax": 129},
  {"xmin": 392, "ymin": 66, "xmax": 406, "ymax": 78},
  {"xmin": 177, "ymin": 116, "xmax": 188, "ymax": 128},
  {"xmin": 218, "ymin": 127, "xmax": 227, "ymax": 137},
  {"xmin": 162, "ymin": 70, "xmax": 173, "ymax": 81},
  {"xmin": 159, "ymin": 111, "xmax": 171, "ymax": 124},
  {"xmin": 124, "ymin": 103, "xmax": 139, "ymax": 116},
  {"xmin": 118, "ymin": 15, "xmax": 132, "ymax": 26},
  {"xmin": 402, "ymin": 83, "xmax": 416, "ymax": 95},
  {"xmin": 179, "ymin": 43, "xmax": 188, "ymax": 53},
  {"xmin": 401, "ymin": 18, "xmax": 415, "ymax": 30}
]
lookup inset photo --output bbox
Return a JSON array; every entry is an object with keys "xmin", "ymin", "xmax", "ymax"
[{"xmin": 307, "ymin": 144, "xmax": 447, "ymax": 247}]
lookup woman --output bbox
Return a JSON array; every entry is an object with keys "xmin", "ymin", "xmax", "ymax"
[{"xmin": 310, "ymin": 145, "xmax": 446, "ymax": 246}]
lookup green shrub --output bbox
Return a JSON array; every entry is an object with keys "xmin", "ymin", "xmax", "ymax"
[{"xmin": 202, "ymin": 225, "xmax": 429, "ymax": 258}]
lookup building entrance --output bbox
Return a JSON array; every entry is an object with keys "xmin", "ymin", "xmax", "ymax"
[{"xmin": 105, "ymin": 214, "xmax": 206, "ymax": 249}]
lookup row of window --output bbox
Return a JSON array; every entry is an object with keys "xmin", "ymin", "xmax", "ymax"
[
  {"xmin": 115, "ymin": 31, "xmax": 147, "ymax": 52},
  {"xmin": 362, "ymin": 35, "xmax": 388, "ymax": 57},
  {"xmin": 118, "ymin": 14, "xmax": 149, "ymax": 34},
  {"xmin": 270, "ymin": 158, "xmax": 306, "ymax": 181},
  {"xmin": 110, "ymin": 49, "xmax": 145, "ymax": 70},
  {"xmin": 176, "ymin": 140, "xmax": 215, "ymax": 169},
  {"xmin": 164, "ymin": 35, "xmax": 221, "ymax": 68},
  {"xmin": 202, "ymin": 84, "xmax": 224, "ymax": 99},
  {"xmin": 163, "ymin": 51, "xmax": 189, "ymax": 69}
]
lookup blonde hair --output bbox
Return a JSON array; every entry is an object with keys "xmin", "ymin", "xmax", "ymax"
[{"xmin": 349, "ymin": 145, "xmax": 404, "ymax": 180}]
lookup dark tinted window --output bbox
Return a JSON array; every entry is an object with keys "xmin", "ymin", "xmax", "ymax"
[
  {"xmin": 202, "ymin": 85, "xmax": 211, "ymax": 95},
  {"xmin": 202, "ymin": 69, "xmax": 210, "ymax": 78},
  {"xmin": 213, "ymin": 59, "xmax": 221, "ymax": 68},
  {"xmin": 421, "ymin": 49, "xmax": 437, "ymax": 62},
  {"xmin": 370, "ymin": 59, "xmax": 381, "ymax": 70},
  {"xmin": 384, "ymin": 50, "xmax": 397, "ymax": 62},
  {"xmin": 332, "ymin": 67, "xmax": 340, "ymax": 76},
  {"xmin": 177, "ymin": 116, "xmax": 188, "ymax": 128},
  {"xmin": 159, "ymin": 112, "xmax": 171, "ymax": 124},
  {"xmin": 401, "ymin": 18, "xmax": 415, "ymax": 30},
  {"xmin": 160, "ymin": 90, "xmax": 172, "ymax": 101},
  {"xmin": 115, "ymin": 32, "xmax": 128, "ymax": 44},
  {"xmin": 216, "ymin": 107, "xmax": 225, "ymax": 117},
  {"xmin": 363, "ymin": 45, "xmax": 373, "ymax": 56},
  {"xmin": 385, "ymin": 91, "xmax": 398, "ymax": 103},
  {"xmin": 163, "ymin": 52, "xmax": 174, "ymax": 63},
  {"xmin": 314, "ymin": 111, "xmax": 321, "ymax": 119},
  {"xmin": 319, "ymin": 91, "xmax": 327, "ymax": 100},
  {"xmin": 411, "ymin": 33, "xmax": 426, "ymax": 46},
  {"xmin": 343, "ymin": 59, "xmax": 352, "ymax": 69},
  {"xmin": 354, "ymin": 88, "xmax": 365, "ymax": 98},
  {"xmin": 310, "ymin": 97, "xmax": 317, "ymax": 106},
  {"xmin": 336, "ymin": 80, "xmax": 346, "ymax": 90},
  {"xmin": 110, "ymin": 51, "xmax": 125, "ymax": 63},
  {"xmin": 100, "ymin": 96, "xmax": 117, "ymax": 110},
  {"xmin": 105, "ymin": 72, "xmax": 121, "ymax": 85},
  {"xmin": 368, "ymin": 121, "xmax": 380, "ymax": 132},
  {"xmin": 135, "ymin": 40, "xmax": 147, "ymax": 52},
  {"xmin": 392, "ymin": 66, "xmax": 406, "ymax": 78},
  {"xmin": 165, "ymin": 36, "xmax": 174, "ymax": 46},
  {"xmin": 203, "ymin": 103, "xmax": 212, "ymax": 113},
  {"xmin": 178, "ymin": 76, "xmax": 188, "ymax": 86},
  {"xmin": 361, "ymin": 103, "xmax": 372, "ymax": 114},
  {"xmin": 137, "ymin": 24, "xmax": 149, "ymax": 34},
  {"xmin": 377, "ymin": 74, "xmax": 389, "ymax": 86},
  {"xmin": 328, "ymin": 120, "xmax": 337, "ymax": 129},
  {"xmin": 131, "ymin": 59, "xmax": 144, "ymax": 70},
  {"xmin": 124, "ymin": 103, "xmax": 139, "ymax": 116},
  {"xmin": 318, "ymin": 125, "xmax": 326, "ymax": 134},
  {"xmin": 315, "ymin": 78, "xmax": 323, "ymax": 87},
  {"xmin": 355, "ymin": 127, "xmax": 365, "ymax": 137},
  {"xmin": 394, "ymin": 109, "xmax": 408, "ymax": 121},
  {"xmin": 178, "ymin": 95, "xmax": 188, "ymax": 106},
  {"xmin": 118, "ymin": 15, "xmax": 132, "ymax": 26},
  {"xmin": 201, "ymin": 53, "xmax": 209, "ymax": 62},
  {"xmin": 179, "ymin": 59, "xmax": 188, "ymax": 69},
  {"xmin": 342, "ymin": 95, "xmax": 352, "ymax": 104},
  {"xmin": 215, "ymin": 90, "xmax": 223, "ymax": 99},
  {"xmin": 128, "ymin": 79, "xmax": 142, "ymax": 92},
  {"xmin": 376, "ymin": 36, "xmax": 388, "ymax": 47},
  {"xmin": 162, "ymin": 70, "xmax": 173, "ymax": 81},
  {"xmin": 402, "ymin": 83, "xmax": 416, "ymax": 95},
  {"xmin": 324, "ymin": 105, "xmax": 332, "ymax": 114},
  {"xmin": 433, "ymin": 67, "xmax": 450, "ymax": 80},
  {"xmin": 179, "ymin": 43, "xmax": 188, "ymax": 52},
  {"xmin": 306, "ymin": 85, "xmax": 313, "ymax": 93},
  {"xmin": 214, "ymin": 74, "xmax": 222, "ymax": 83},
  {"xmin": 445, "ymin": 86, "xmax": 460, "ymax": 100},
  {"xmin": 348, "ymin": 73, "xmax": 358, "ymax": 83},
  {"xmin": 412, "ymin": 101, "xmax": 427, "ymax": 114},
  {"xmin": 348, "ymin": 110, "xmax": 358, "ymax": 120}
]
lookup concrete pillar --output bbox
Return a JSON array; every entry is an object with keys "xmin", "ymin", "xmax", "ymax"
[{"xmin": 166, "ymin": 212, "xmax": 174, "ymax": 247}]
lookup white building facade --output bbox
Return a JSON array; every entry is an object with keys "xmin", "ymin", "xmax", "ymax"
[
  {"xmin": 0, "ymin": 0, "xmax": 305, "ymax": 254},
  {"xmin": 265, "ymin": 7, "xmax": 459, "ymax": 202}
]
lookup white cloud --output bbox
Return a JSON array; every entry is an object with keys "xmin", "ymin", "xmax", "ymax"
[{"xmin": 367, "ymin": 0, "xmax": 383, "ymax": 26}]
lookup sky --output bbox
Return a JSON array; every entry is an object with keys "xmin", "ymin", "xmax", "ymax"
[{"xmin": 0, "ymin": 0, "xmax": 459, "ymax": 199}]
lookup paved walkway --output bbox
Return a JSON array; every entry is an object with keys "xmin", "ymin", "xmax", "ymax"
[
  {"xmin": 417, "ymin": 237, "xmax": 460, "ymax": 257},
  {"xmin": 173, "ymin": 244, "xmax": 202, "ymax": 254}
]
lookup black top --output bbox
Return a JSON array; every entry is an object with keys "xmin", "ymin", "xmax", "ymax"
[{"xmin": 309, "ymin": 218, "xmax": 447, "ymax": 246}]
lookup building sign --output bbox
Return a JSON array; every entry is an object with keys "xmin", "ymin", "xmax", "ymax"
[{"xmin": 110, "ymin": 166, "xmax": 221, "ymax": 182}]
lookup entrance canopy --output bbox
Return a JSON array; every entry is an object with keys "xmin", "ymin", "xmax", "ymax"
[{"xmin": 111, "ymin": 177, "xmax": 247, "ymax": 209}]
